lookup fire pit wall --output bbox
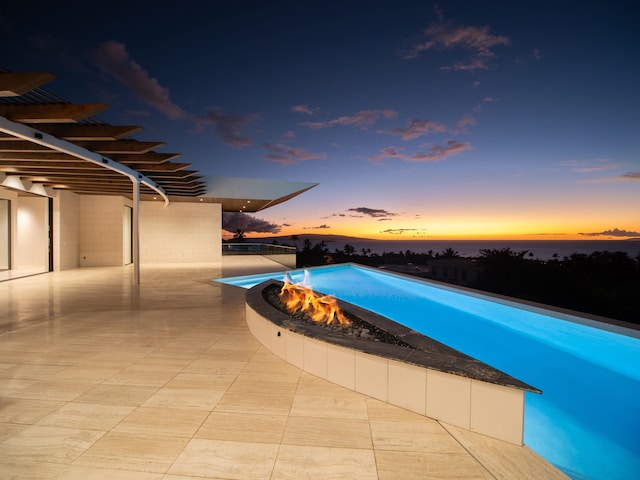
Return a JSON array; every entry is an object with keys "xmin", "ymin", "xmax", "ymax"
[{"xmin": 246, "ymin": 280, "xmax": 532, "ymax": 445}]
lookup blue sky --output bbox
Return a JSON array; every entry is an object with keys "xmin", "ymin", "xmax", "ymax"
[{"xmin": 2, "ymin": 1, "xmax": 639, "ymax": 239}]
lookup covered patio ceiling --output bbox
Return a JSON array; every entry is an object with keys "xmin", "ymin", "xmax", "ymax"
[{"xmin": 0, "ymin": 69, "xmax": 316, "ymax": 211}]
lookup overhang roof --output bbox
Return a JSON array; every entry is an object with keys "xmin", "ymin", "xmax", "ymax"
[
  {"xmin": 0, "ymin": 69, "xmax": 317, "ymax": 210},
  {"xmin": 201, "ymin": 176, "xmax": 318, "ymax": 212}
]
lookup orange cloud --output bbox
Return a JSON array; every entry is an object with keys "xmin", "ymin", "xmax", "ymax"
[
  {"xmin": 198, "ymin": 108, "xmax": 260, "ymax": 149},
  {"xmin": 301, "ymin": 109, "xmax": 396, "ymax": 130},
  {"xmin": 403, "ymin": 9, "xmax": 510, "ymax": 71},
  {"xmin": 370, "ymin": 140, "xmax": 471, "ymax": 163},
  {"xmin": 93, "ymin": 41, "xmax": 187, "ymax": 120},
  {"xmin": 263, "ymin": 143, "xmax": 326, "ymax": 165},
  {"xmin": 382, "ymin": 119, "xmax": 448, "ymax": 140}
]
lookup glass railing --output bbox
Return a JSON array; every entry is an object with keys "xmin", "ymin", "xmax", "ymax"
[{"xmin": 222, "ymin": 243, "xmax": 297, "ymax": 268}]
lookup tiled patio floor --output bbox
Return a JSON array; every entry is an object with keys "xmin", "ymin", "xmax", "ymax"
[{"xmin": 0, "ymin": 257, "xmax": 568, "ymax": 479}]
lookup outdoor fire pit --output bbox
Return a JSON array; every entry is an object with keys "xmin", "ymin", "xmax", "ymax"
[{"xmin": 246, "ymin": 278, "xmax": 539, "ymax": 445}]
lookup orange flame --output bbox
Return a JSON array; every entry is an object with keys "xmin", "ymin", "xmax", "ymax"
[{"xmin": 279, "ymin": 272, "xmax": 350, "ymax": 325}]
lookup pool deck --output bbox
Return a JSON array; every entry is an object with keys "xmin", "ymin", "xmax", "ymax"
[{"xmin": 0, "ymin": 257, "xmax": 568, "ymax": 479}]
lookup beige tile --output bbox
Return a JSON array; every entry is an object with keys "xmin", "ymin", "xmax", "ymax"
[
  {"xmin": 388, "ymin": 360, "xmax": 426, "ymax": 415},
  {"xmin": 426, "ymin": 369, "xmax": 471, "ymax": 429},
  {"xmin": 164, "ymin": 372, "xmax": 237, "ymax": 390},
  {"xmin": 215, "ymin": 390, "xmax": 295, "ymax": 416},
  {"xmin": 290, "ymin": 393, "xmax": 369, "ymax": 419},
  {"xmin": 366, "ymin": 398, "xmax": 432, "ymax": 422},
  {"xmin": 0, "ymin": 422, "xmax": 28, "ymax": 442},
  {"xmin": 74, "ymin": 384, "xmax": 159, "ymax": 406},
  {"xmin": 271, "ymin": 444, "xmax": 378, "ymax": 480},
  {"xmin": 285, "ymin": 331, "xmax": 304, "ymax": 368},
  {"xmin": 103, "ymin": 365, "xmax": 180, "ymax": 387},
  {"xmin": 296, "ymin": 372, "xmax": 359, "ymax": 397},
  {"xmin": 1, "ymin": 363, "xmax": 69, "ymax": 380},
  {"xmin": 37, "ymin": 402, "xmax": 133, "ymax": 431},
  {"xmin": 375, "ymin": 450, "xmax": 493, "ymax": 480},
  {"xmin": 56, "ymin": 465, "xmax": 164, "ymax": 479},
  {"xmin": 226, "ymin": 373, "xmax": 299, "ymax": 395},
  {"xmin": 114, "ymin": 407, "xmax": 208, "ymax": 437},
  {"xmin": 0, "ymin": 457, "xmax": 65, "ymax": 479},
  {"xmin": 303, "ymin": 337, "xmax": 328, "ymax": 378},
  {"xmin": 354, "ymin": 351, "xmax": 388, "ymax": 401},
  {"xmin": 282, "ymin": 415, "xmax": 372, "ymax": 448},
  {"xmin": 0, "ymin": 398, "xmax": 65, "ymax": 424},
  {"xmin": 4, "ymin": 379, "xmax": 95, "ymax": 402},
  {"xmin": 53, "ymin": 365, "xmax": 122, "ymax": 383},
  {"xmin": 0, "ymin": 377, "xmax": 37, "ymax": 395},
  {"xmin": 1, "ymin": 425, "xmax": 104, "ymax": 463},
  {"xmin": 327, "ymin": 344, "xmax": 355, "ymax": 389},
  {"xmin": 470, "ymin": 380, "xmax": 524, "ymax": 444},
  {"xmin": 370, "ymin": 420, "xmax": 464, "ymax": 453},
  {"xmin": 74, "ymin": 432, "xmax": 189, "ymax": 473},
  {"xmin": 142, "ymin": 386, "xmax": 225, "ymax": 410},
  {"xmin": 442, "ymin": 423, "xmax": 570, "ymax": 480},
  {"xmin": 196, "ymin": 411, "xmax": 288, "ymax": 443},
  {"xmin": 182, "ymin": 358, "xmax": 247, "ymax": 376},
  {"xmin": 169, "ymin": 438, "xmax": 279, "ymax": 479}
]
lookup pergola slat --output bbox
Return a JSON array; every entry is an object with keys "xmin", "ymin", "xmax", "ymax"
[
  {"xmin": 73, "ymin": 140, "xmax": 165, "ymax": 154},
  {"xmin": 33, "ymin": 124, "xmax": 143, "ymax": 140},
  {"xmin": 110, "ymin": 152, "xmax": 181, "ymax": 164},
  {"xmin": 0, "ymin": 103, "xmax": 109, "ymax": 122},
  {"xmin": 0, "ymin": 72, "xmax": 56, "ymax": 97}
]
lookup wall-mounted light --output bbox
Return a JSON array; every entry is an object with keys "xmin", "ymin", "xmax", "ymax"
[
  {"xmin": 102, "ymin": 158, "xmax": 109, "ymax": 164},
  {"xmin": 34, "ymin": 132, "xmax": 43, "ymax": 140}
]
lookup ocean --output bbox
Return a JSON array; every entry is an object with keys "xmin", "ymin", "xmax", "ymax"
[{"xmin": 292, "ymin": 238, "xmax": 640, "ymax": 261}]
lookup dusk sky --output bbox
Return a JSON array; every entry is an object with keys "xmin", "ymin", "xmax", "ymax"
[{"xmin": 2, "ymin": 1, "xmax": 639, "ymax": 240}]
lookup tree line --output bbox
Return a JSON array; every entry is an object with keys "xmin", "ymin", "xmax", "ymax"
[{"xmin": 294, "ymin": 239, "xmax": 640, "ymax": 325}]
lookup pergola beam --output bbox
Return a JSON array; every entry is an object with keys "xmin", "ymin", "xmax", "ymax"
[
  {"xmin": 0, "ymin": 103, "xmax": 109, "ymax": 123},
  {"xmin": 0, "ymin": 71, "xmax": 56, "ymax": 97}
]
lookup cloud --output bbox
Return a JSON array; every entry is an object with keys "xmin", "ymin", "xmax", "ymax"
[
  {"xmin": 381, "ymin": 119, "xmax": 448, "ymax": 140},
  {"xmin": 263, "ymin": 143, "xmax": 327, "ymax": 165},
  {"xmin": 403, "ymin": 9, "xmax": 510, "ymax": 71},
  {"xmin": 560, "ymin": 159, "xmax": 618, "ymax": 174},
  {"xmin": 198, "ymin": 108, "xmax": 260, "ymax": 148},
  {"xmin": 533, "ymin": 48, "xmax": 542, "ymax": 61},
  {"xmin": 282, "ymin": 130, "xmax": 296, "ymax": 139},
  {"xmin": 93, "ymin": 41, "xmax": 187, "ymax": 120},
  {"xmin": 621, "ymin": 172, "xmax": 640, "ymax": 180},
  {"xmin": 291, "ymin": 104, "xmax": 318, "ymax": 115},
  {"xmin": 454, "ymin": 114, "xmax": 476, "ymax": 134},
  {"xmin": 301, "ymin": 109, "xmax": 396, "ymax": 130},
  {"xmin": 304, "ymin": 224, "xmax": 331, "ymax": 229},
  {"xmin": 578, "ymin": 228, "xmax": 640, "ymax": 238},
  {"xmin": 348, "ymin": 207, "xmax": 398, "ymax": 218},
  {"xmin": 222, "ymin": 212, "xmax": 281, "ymax": 234},
  {"xmin": 370, "ymin": 140, "xmax": 471, "ymax": 163},
  {"xmin": 380, "ymin": 228, "xmax": 428, "ymax": 236}
]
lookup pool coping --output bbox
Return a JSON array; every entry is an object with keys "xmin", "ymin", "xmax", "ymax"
[{"xmin": 246, "ymin": 279, "xmax": 538, "ymax": 445}]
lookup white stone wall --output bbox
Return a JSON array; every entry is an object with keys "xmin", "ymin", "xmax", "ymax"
[
  {"xmin": 53, "ymin": 190, "xmax": 80, "ymax": 270},
  {"xmin": 79, "ymin": 195, "xmax": 129, "ymax": 267},
  {"xmin": 15, "ymin": 196, "xmax": 48, "ymax": 268},
  {"xmin": 140, "ymin": 201, "xmax": 221, "ymax": 263}
]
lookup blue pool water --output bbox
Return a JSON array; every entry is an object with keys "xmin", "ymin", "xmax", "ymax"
[{"xmin": 216, "ymin": 264, "xmax": 640, "ymax": 480}]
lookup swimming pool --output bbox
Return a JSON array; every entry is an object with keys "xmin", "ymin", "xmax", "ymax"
[{"xmin": 216, "ymin": 263, "xmax": 640, "ymax": 480}]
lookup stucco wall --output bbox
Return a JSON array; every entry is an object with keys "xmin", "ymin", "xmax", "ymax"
[
  {"xmin": 79, "ymin": 195, "xmax": 130, "ymax": 267},
  {"xmin": 140, "ymin": 201, "xmax": 221, "ymax": 263},
  {"xmin": 53, "ymin": 190, "xmax": 80, "ymax": 270},
  {"xmin": 15, "ymin": 196, "xmax": 48, "ymax": 268}
]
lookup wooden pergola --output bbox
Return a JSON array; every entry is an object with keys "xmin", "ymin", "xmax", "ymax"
[{"xmin": 0, "ymin": 70, "xmax": 207, "ymax": 199}]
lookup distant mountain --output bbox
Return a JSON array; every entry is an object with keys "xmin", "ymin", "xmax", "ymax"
[{"xmin": 245, "ymin": 233, "xmax": 378, "ymax": 247}]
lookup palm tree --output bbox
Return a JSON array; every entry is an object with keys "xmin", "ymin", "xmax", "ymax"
[{"xmin": 232, "ymin": 229, "xmax": 246, "ymax": 242}]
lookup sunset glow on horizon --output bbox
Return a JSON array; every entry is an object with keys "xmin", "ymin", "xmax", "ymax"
[{"xmin": 3, "ymin": 1, "xmax": 638, "ymax": 242}]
